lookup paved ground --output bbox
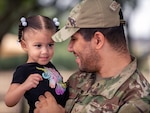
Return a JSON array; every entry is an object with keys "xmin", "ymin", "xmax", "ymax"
[{"xmin": 0, "ymin": 70, "xmax": 73, "ymax": 113}]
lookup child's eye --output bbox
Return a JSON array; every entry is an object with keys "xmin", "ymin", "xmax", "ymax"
[
  {"xmin": 48, "ymin": 43, "xmax": 54, "ymax": 47},
  {"xmin": 35, "ymin": 44, "xmax": 42, "ymax": 48}
]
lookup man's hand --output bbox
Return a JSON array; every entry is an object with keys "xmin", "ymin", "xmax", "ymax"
[{"xmin": 34, "ymin": 92, "xmax": 65, "ymax": 113}]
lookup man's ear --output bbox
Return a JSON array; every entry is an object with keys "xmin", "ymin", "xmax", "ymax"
[
  {"xmin": 20, "ymin": 40, "xmax": 28, "ymax": 51},
  {"xmin": 93, "ymin": 32, "xmax": 105, "ymax": 49}
]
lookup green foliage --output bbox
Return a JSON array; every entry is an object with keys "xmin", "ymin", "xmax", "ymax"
[
  {"xmin": 0, "ymin": 55, "xmax": 27, "ymax": 70},
  {"xmin": 0, "ymin": 0, "xmax": 7, "ymax": 15},
  {"xmin": 52, "ymin": 39, "xmax": 78, "ymax": 71}
]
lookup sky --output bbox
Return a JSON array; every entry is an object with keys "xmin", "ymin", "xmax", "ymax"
[{"xmin": 126, "ymin": 0, "xmax": 150, "ymax": 40}]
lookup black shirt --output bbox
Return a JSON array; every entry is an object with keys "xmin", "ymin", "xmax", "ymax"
[{"xmin": 12, "ymin": 62, "xmax": 69, "ymax": 113}]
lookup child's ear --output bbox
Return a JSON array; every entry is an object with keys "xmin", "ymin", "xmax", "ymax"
[{"xmin": 20, "ymin": 40, "xmax": 28, "ymax": 51}]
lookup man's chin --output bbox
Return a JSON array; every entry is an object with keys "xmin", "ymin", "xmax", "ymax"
[
  {"xmin": 79, "ymin": 68, "xmax": 95, "ymax": 73},
  {"xmin": 79, "ymin": 68, "xmax": 89, "ymax": 73}
]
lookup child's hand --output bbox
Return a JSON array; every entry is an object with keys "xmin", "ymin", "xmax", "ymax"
[{"xmin": 21, "ymin": 74, "xmax": 43, "ymax": 91}]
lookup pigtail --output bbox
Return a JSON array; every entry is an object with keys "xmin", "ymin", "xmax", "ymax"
[
  {"xmin": 18, "ymin": 17, "xmax": 28, "ymax": 42},
  {"xmin": 53, "ymin": 17, "xmax": 60, "ymax": 31}
]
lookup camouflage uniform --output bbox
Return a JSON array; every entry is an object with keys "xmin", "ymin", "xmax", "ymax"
[{"xmin": 65, "ymin": 57, "xmax": 150, "ymax": 113}]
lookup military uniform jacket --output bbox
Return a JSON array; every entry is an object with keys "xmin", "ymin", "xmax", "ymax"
[{"xmin": 65, "ymin": 58, "xmax": 150, "ymax": 113}]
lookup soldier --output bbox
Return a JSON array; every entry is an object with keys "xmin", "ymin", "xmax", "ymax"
[{"xmin": 34, "ymin": 0, "xmax": 150, "ymax": 113}]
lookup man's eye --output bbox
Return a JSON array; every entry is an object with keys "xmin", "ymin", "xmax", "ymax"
[{"xmin": 71, "ymin": 38, "xmax": 76, "ymax": 41}]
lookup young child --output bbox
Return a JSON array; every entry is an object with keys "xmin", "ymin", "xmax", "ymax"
[{"xmin": 4, "ymin": 15, "xmax": 69, "ymax": 113}]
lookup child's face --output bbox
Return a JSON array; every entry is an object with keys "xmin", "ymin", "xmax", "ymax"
[{"xmin": 21, "ymin": 29, "xmax": 55, "ymax": 65}]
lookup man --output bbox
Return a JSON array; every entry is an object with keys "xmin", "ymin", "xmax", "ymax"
[{"xmin": 34, "ymin": 0, "xmax": 150, "ymax": 113}]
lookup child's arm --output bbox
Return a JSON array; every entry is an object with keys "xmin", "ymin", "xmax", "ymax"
[{"xmin": 4, "ymin": 74, "xmax": 43, "ymax": 107}]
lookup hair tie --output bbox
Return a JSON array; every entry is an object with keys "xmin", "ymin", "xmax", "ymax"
[
  {"xmin": 20, "ymin": 17, "xmax": 27, "ymax": 27},
  {"xmin": 53, "ymin": 17, "xmax": 60, "ymax": 27}
]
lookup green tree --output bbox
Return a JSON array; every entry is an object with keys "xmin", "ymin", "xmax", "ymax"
[{"xmin": 0, "ymin": 0, "xmax": 43, "ymax": 44}]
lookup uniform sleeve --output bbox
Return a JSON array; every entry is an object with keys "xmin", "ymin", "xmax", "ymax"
[{"xmin": 118, "ymin": 99, "xmax": 150, "ymax": 113}]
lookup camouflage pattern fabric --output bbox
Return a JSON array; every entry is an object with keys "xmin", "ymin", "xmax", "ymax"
[{"xmin": 65, "ymin": 57, "xmax": 150, "ymax": 113}]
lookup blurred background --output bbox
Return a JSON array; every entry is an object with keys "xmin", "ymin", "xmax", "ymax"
[{"xmin": 0, "ymin": 0, "xmax": 149, "ymax": 113}]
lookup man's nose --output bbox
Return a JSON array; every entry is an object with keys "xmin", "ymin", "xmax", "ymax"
[{"xmin": 67, "ymin": 42, "xmax": 73, "ymax": 52}]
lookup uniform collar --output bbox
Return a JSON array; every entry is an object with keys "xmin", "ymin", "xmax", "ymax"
[
  {"xmin": 76, "ymin": 57, "xmax": 137, "ymax": 99},
  {"xmin": 98, "ymin": 56, "xmax": 137, "ymax": 99}
]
